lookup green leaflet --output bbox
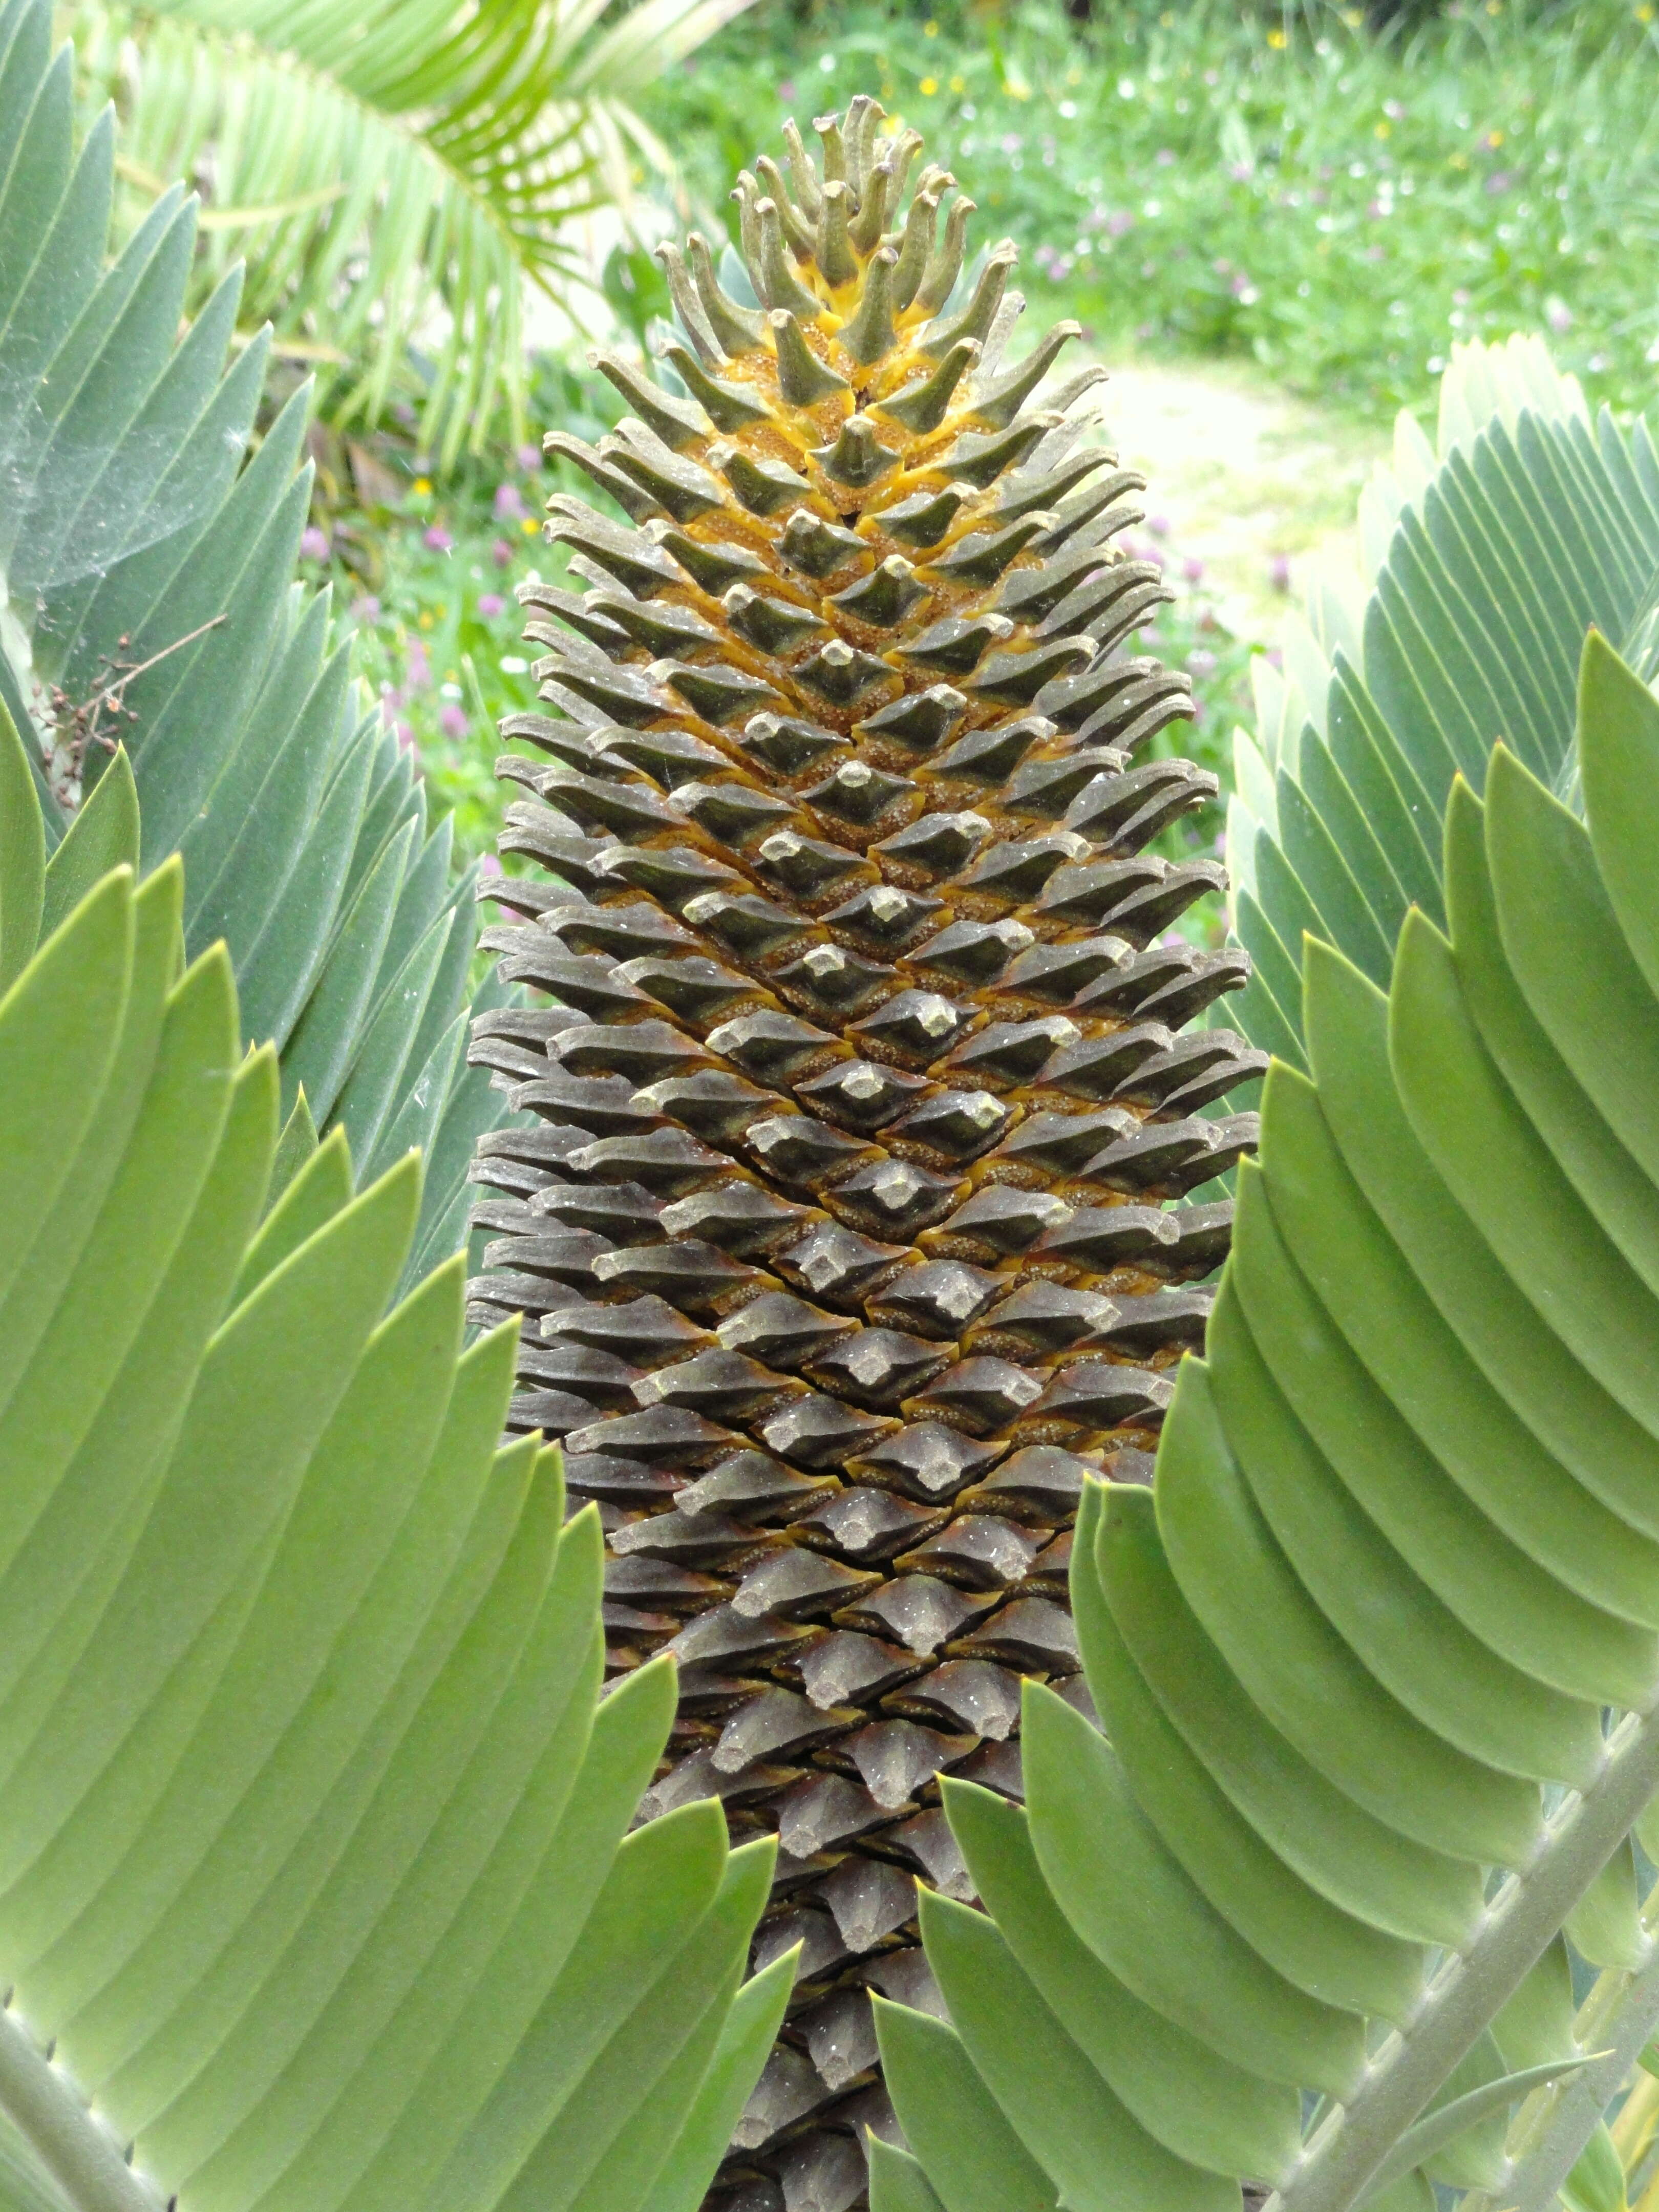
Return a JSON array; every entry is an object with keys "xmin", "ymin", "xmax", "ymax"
[
  {"xmin": 900, "ymin": 641, "xmax": 1659, "ymax": 2212},
  {"xmin": 37, "ymin": 750, "xmax": 138, "ymax": 944},
  {"xmin": 0, "ymin": 863, "xmax": 780, "ymax": 2212},
  {"xmin": 874, "ymin": 2001, "xmax": 1056, "ymax": 2212},
  {"xmin": 1205, "ymin": 1287, "xmax": 1604, "ymax": 1786},
  {"xmin": 1290, "ymin": 971, "xmax": 1659, "ymax": 1613},
  {"xmin": 944, "ymin": 1779, "xmax": 1301, "ymax": 2181},
  {"xmin": 1058, "ymin": 1501, "xmax": 1428, "ymax": 2015},
  {"xmin": 1442, "ymin": 777, "xmax": 1659, "ymax": 1302},
  {"xmin": 1580, "ymin": 629, "xmax": 1659, "ymax": 1001},
  {"xmin": 867, "ymin": 2138, "xmax": 951, "ymax": 2212},
  {"xmin": 642, "ymin": 1951, "xmax": 796, "ymax": 2212},
  {"xmin": 1157, "ymin": 1358, "xmax": 1544, "ymax": 1865},
  {"xmin": 916, "ymin": 1891, "xmax": 1235, "ymax": 2212},
  {"xmin": 0, "ymin": 708, "xmax": 43, "ymax": 994},
  {"xmin": 1391, "ymin": 906, "xmax": 1659, "ymax": 1443},
  {"xmin": 1095, "ymin": 1480, "xmax": 1484, "ymax": 1957}
]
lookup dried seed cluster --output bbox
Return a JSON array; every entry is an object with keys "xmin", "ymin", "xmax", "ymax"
[{"xmin": 466, "ymin": 94, "xmax": 1263, "ymax": 2212}]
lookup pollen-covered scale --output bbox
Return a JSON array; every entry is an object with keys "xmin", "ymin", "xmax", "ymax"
[{"xmin": 465, "ymin": 94, "xmax": 1264, "ymax": 2212}]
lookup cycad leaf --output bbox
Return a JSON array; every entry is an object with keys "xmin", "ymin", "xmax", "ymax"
[
  {"xmin": 0, "ymin": 0, "xmax": 516, "ymax": 1269},
  {"xmin": 67, "ymin": 0, "xmax": 759, "ymax": 463},
  {"xmin": 0, "ymin": 707, "xmax": 43, "ymax": 994},
  {"xmin": 901, "ymin": 635, "xmax": 1659, "ymax": 2212},
  {"xmin": 37, "ymin": 746, "xmax": 138, "ymax": 940},
  {"xmin": 1232, "ymin": 336, "xmax": 1659, "ymax": 1059},
  {"xmin": 0, "ymin": 859, "xmax": 779, "ymax": 2212}
]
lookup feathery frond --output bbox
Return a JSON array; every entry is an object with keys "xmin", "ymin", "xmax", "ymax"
[{"xmin": 68, "ymin": 0, "xmax": 760, "ymax": 464}]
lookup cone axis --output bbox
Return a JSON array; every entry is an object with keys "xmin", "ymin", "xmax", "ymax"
[{"xmin": 466, "ymin": 96, "xmax": 1262, "ymax": 2212}]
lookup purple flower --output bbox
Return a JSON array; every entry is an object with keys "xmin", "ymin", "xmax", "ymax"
[
  {"xmin": 517, "ymin": 442, "xmax": 543, "ymax": 473},
  {"xmin": 478, "ymin": 591, "xmax": 505, "ymax": 619},
  {"xmin": 492, "ymin": 536, "xmax": 514, "ymax": 568},
  {"xmin": 1545, "ymin": 296, "xmax": 1573, "ymax": 335},
  {"xmin": 480, "ymin": 852, "xmax": 502, "ymax": 877},
  {"xmin": 1228, "ymin": 161, "xmax": 1252, "ymax": 183},
  {"xmin": 379, "ymin": 686, "xmax": 406, "ymax": 726},
  {"xmin": 1383, "ymin": 99, "xmax": 1405, "ymax": 121},
  {"xmin": 351, "ymin": 593, "xmax": 381, "ymax": 624},
  {"xmin": 1182, "ymin": 556, "xmax": 1205, "ymax": 585},
  {"xmin": 1484, "ymin": 171, "xmax": 1514, "ymax": 196},
  {"xmin": 777, "ymin": 77, "xmax": 797, "ymax": 101},
  {"xmin": 1146, "ymin": 513, "xmax": 1171, "ymax": 539},
  {"xmin": 300, "ymin": 525, "xmax": 330, "ymax": 562},
  {"xmin": 406, "ymin": 642, "xmax": 433, "ymax": 691},
  {"xmin": 1105, "ymin": 209, "xmax": 1134, "ymax": 239},
  {"xmin": 439, "ymin": 703, "xmax": 468, "ymax": 739},
  {"xmin": 1268, "ymin": 554, "xmax": 1292, "ymax": 593},
  {"xmin": 494, "ymin": 482, "xmax": 526, "ymax": 522},
  {"xmin": 395, "ymin": 720, "xmax": 416, "ymax": 753},
  {"xmin": 1188, "ymin": 647, "xmax": 1218, "ymax": 677},
  {"xmin": 423, "ymin": 524, "xmax": 454, "ymax": 552},
  {"xmin": 1154, "ymin": 147, "xmax": 1175, "ymax": 167}
]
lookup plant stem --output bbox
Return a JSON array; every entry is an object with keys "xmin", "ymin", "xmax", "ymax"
[
  {"xmin": 1498, "ymin": 1918, "xmax": 1659, "ymax": 2211},
  {"xmin": 0, "ymin": 2003, "xmax": 161, "ymax": 2212},
  {"xmin": 1273, "ymin": 1707, "xmax": 1659, "ymax": 2212}
]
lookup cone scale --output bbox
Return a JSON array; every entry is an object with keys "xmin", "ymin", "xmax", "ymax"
[{"xmin": 467, "ymin": 97, "xmax": 1263, "ymax": 2212}]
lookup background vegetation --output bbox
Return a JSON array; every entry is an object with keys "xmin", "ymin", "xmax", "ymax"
[{"xmin": 250, "ymin": 0, "xmax": 1659, "ymax": 864}]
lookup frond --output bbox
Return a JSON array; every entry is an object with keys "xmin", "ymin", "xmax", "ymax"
[{"xmin": 65, "ymin": 0, "xmax": 763, "ymax": 461}]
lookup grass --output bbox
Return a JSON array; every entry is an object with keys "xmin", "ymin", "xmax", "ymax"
[
  {"xmin": 304, "ymin": 0, "xmax": 1659, "ymax": 866},
  {"xmin": 646, "ymin": 0, "xmax": 1659, "ymax": 427}
]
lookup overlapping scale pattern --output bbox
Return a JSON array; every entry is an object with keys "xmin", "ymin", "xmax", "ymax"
[{"xmin": 465, "ymin": 94, "xmax": 1264, "ymax": 2212}]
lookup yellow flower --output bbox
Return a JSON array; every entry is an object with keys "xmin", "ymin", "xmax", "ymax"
[
  {"xmin": 949, "ymin": 73, "xmax": 966, "ymax": 92},
  {"xmin": 418, "ymin": 611, "xmax": 433, "ymax": 630},
  {"xmin": 924, "ymin": 16, "xmax": 938, "ymax": 32},
  {"xmin": 1375, "ymin": 119, "xmax": 1391, "ymax": 137},
  {"xmin": 1641, "ymin": 5, "xmax": 1656, "ymax": 22},
  {"xmin": 412, "ymin": 477, "xmax": 432, "ymax": 495},
  {"xmin": 522, "ymin": 516, "xmax": 539, "ymax": 534},
  {"xmin": 1267, "ymin": 26, "xmax": 1286, "ymax": 46},
  {"xmin": 920, "ymin": 75, "xmax": 938, "ymax": 95}
]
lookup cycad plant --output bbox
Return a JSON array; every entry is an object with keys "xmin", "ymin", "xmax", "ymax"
[
  {"xmin": 466, "ymin": 99, "xmax": 1261, "ymax": 2209},
  {"xmin": 874, "ymin": 632, "xmax": 1659, "ymax": 2212},
  {"xmin": 67, "ymin": 0, "xmax": 759, "ymax": 466},
  {"xmin": 0, "ymin": 708, "xmax": 788, "ymax": 2212}
]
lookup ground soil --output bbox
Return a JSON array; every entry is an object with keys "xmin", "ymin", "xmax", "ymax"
[{"xmin": 1092, "ymin": 356, "xmax": 1390, "ymax": 645}]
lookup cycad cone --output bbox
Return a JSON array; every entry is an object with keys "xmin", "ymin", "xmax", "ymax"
[{"xmin": 467, "ymin": 96, "xmax": 1264, "ymax": 2212}]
